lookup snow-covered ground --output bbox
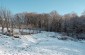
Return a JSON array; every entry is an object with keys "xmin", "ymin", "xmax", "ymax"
[{"xmin": 0, "ymin": 31, "xmax": 85, "ymax": 55}]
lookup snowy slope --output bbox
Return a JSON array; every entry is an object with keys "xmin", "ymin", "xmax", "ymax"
[{"xmin": 0, "ymin": 31, "xmax": 85, "ymax": 55}]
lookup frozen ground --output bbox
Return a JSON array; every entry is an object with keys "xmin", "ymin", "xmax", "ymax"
[{"xmin": 0, "ymin": 31, "xmax": 85, "ymax": 55}]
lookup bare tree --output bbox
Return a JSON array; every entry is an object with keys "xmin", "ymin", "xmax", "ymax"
[{"xmin": 50, "ymin": 11, "xmax": 62, "ymax": 32}]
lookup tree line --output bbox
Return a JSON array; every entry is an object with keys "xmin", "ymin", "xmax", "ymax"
[{"xmin": 0, "ymin": 8, "xmax": 85, "ymax": 39}]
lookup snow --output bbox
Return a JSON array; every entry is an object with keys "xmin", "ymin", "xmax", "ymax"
[{"xmin": 0, "ymin": 31, "xmax": 85, "ymax": 55}]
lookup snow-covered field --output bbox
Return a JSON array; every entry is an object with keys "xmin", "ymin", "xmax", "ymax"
[{"xmin": 0, "ymin": 31, "xmax": 85, "ymax": 55}]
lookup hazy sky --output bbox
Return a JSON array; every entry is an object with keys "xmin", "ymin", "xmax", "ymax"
[{"xmin": 0, "ymin": 0, "xmax": 85, "ymax": 15}]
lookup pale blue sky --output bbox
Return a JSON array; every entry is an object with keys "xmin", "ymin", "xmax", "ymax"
[{"xmin": 0, "ymin": 0, "xmax": 85, "ymax": 15}]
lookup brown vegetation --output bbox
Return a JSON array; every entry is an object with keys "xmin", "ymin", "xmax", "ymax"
[{"xmin": 0, "ymin": 8, "xmax": 85, "ymax": 39}]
